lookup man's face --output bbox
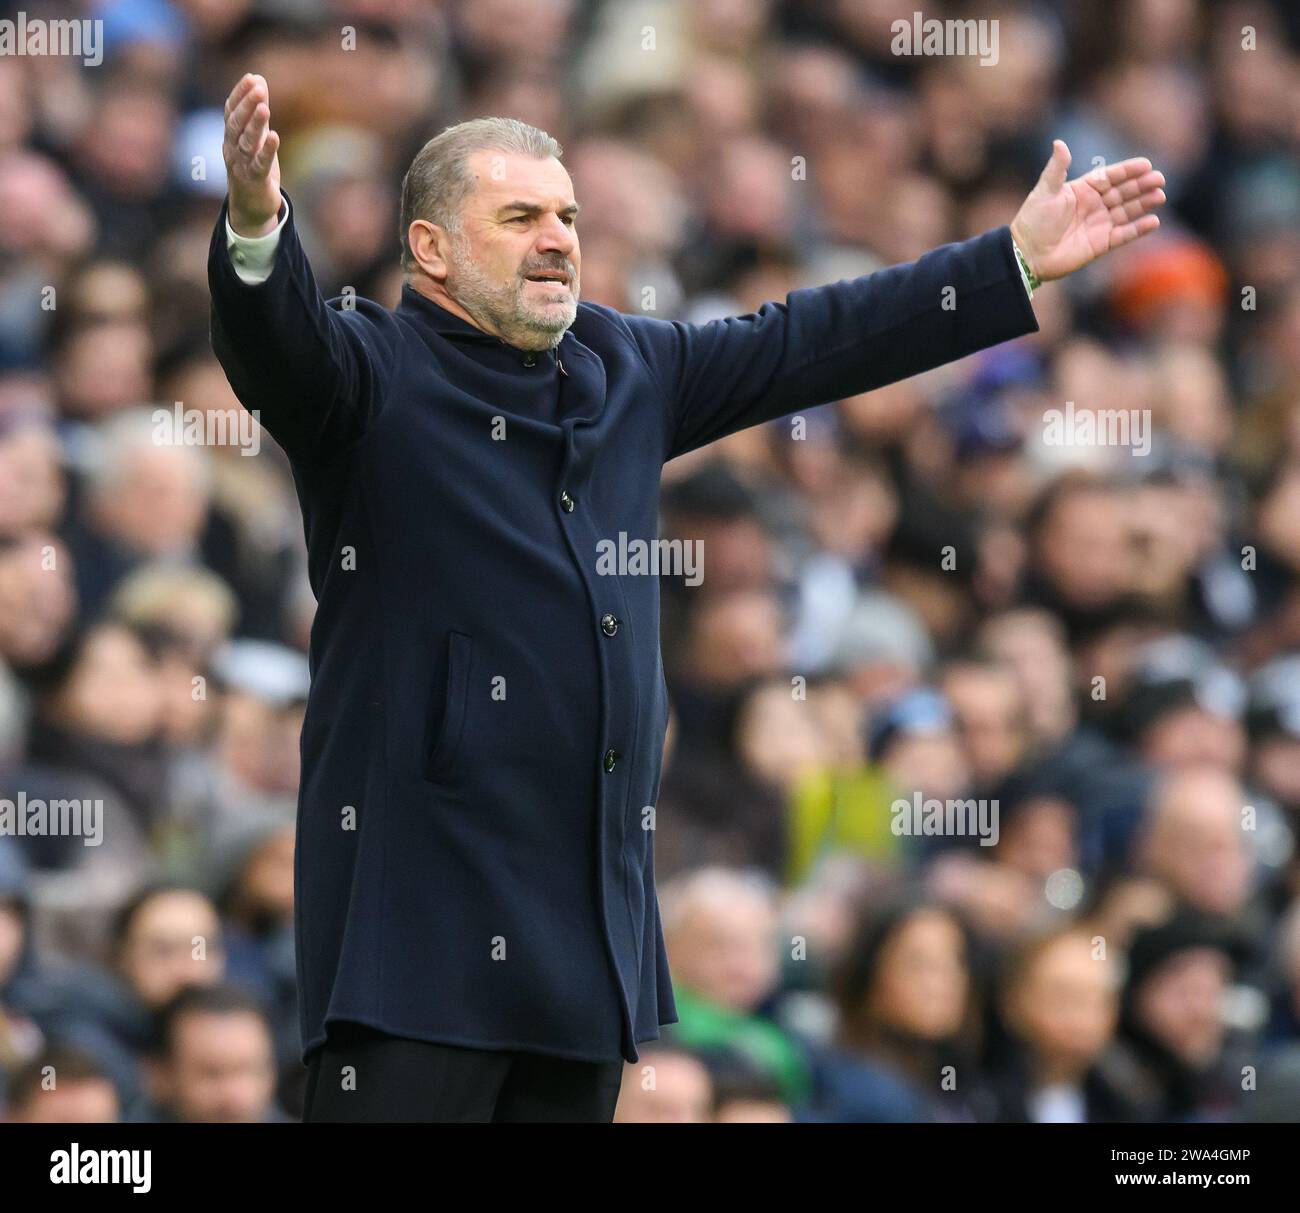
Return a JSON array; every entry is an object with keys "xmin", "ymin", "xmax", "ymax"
[
  {"xmin": 443, "ymin": 150, "xmax": 581, "ymax": 350},
  {"xmin": 1040, "ymin": 490, "xmax": 1132, "ymax": 605},
  {"xmin": 667, "ymin": 897, "xmax": 778, "ymax": 1012},
  {"xmin": 164, "ymin": 1011, "xmax": 276, "ymax": 1123},
  {"xmin": 943, "ymin": 665, "xmax": 1028, "ymax": 786},
  {"xmin": 1145, "ymin": 775, "xmax": 1252, "ymax": 916}
]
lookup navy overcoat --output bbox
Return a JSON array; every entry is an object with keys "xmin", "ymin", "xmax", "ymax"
[{"xmin": 208, "ymin": 193, "xmax": 1038, "ymax": 1063}]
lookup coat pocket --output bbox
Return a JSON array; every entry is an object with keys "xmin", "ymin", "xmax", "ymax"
[{"xmin": 424, "ymin": 630, "xmax": 473, "ymax": 783}]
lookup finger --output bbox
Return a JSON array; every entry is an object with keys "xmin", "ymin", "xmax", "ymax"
[
  {"xmin": 1086, "ymin": 156, "xmax": 1154, "ymax": 192},
  {"xmin": 225, "ymin": 100, "xmax": 261, "ymax": 158},
  {"xmin": 238, "ymin": 102, "xmax": 270, "ymax": 160},
  {"xmin": 1108, "ymin": 188, "xmax": 1166, "ymax": 224},
  {"xmin": 1040, "ymin": 139, "xmax": 1071, "ymax": 190},
  {"xmin": 224, "ymin": 73, "xmax": 264, "ymax": 122},
  {"xmin": 223, "ymin": 73, "xmax": 256, "ymax": 118},
  {"xmin": 1099, "ymin": 170, "xmax": 1166, "ymax": 207},
  {"xmin": 1136, "ymin": 187, "xmax": 1166, "ymax": 213},
  {"xmin": 1109, "ymin": 156, "xmax": 1155, "ymax": 183},
  {"xmin": 1110, "ymin": 213, "xmax": 1160, "ymax": 249},
  {"xmin": 225, "ymin": 77, "xmax": 268, "ymax": 148},
  {"xmin": 250, "ymin": 128, "xmax": 280, "ymax": 177}
]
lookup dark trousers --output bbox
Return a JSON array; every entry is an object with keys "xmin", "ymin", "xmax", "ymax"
[{"xmin": 302, "ymin": 1021, "xmax": 625, "ymax": 1123}]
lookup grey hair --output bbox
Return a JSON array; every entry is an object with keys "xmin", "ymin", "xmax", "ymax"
[
  {"xmin": 83, "ymin": 406, "xmax": 212, "ymax": 499},
  {"xmin": 398, "ymin": 117, "xmax": 563, "ymax": 271},
  {"xmin": 658, "ymin": 867, "xmax": 778, "ymax": 937}
]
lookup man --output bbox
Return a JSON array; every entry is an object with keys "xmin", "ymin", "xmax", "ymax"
[
  {"xmin": 1109, "ymin": 912, "xmax": 1246, "ymax": 1121},
  {"xmin": 4, "ymin": 1045, "xmax": 120, "ymax": 1123},
  {"xmin": 613, "ymin": 1045, "xmax": 715, "ymax": 1124},
  {"xmin": 142, "ymin": 984, "xmax": 285, "ymax": 1123},
  {"xmin": 1137, "ymin": 766, "xmax": 1254, "ymax": 919},
  {"xmin": 210, "ymin": 72, "xmax": 1165, "ymax": 1122}
]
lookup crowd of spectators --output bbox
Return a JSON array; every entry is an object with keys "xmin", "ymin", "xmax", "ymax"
[{"xmin": 1, "ymin": 0, "xmax": 1299, "ymax": 1123}]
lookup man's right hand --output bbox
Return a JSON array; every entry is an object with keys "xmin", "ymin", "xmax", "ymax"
[{"xmin": 223, "ymin": 73, "xmax": 283, "ymax": 237}]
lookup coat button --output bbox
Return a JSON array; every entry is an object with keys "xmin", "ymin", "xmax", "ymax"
[
  {"xmin": 559, "ymin": 490, "xmax": 575, "ymax": 513},
  {"xmin": 603, "ymin": 748, "xmax": 619, "ymax": 773},
  {"xmin": 522, "ymin": 352, "xmax": 537, "ymax": 367},
  {"xmin": 600, "ymin": 613, "xmax": 620, "ymax": 637}
]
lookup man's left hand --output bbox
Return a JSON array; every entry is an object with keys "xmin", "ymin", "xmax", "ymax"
[{"xmin": 1010, "ymin": 140, "xmax": 1166, "ymax": 283}]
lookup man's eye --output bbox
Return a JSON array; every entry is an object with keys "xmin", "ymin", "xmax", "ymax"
[{"xmin": 509, "ymin": 215, "xmax": 530, "ymax": 224}]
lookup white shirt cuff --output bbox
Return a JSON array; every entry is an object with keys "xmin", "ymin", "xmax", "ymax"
[
  {"xmin": 226, "ymin": 197, "xmax": 289, "ymax": 284},
  {"xmin": 1010, "ymin": 236, "xmax": 1036, "ymax": 300}
]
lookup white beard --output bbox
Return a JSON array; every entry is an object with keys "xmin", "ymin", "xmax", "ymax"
[{"xmin": 447, "ymin": 232, "xmax": 577, "ymax": 350}]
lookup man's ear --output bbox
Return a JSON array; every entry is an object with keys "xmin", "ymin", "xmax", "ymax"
[{"xmin": 409, "ymin": 221, "xmax": 451, "ymax": 282}]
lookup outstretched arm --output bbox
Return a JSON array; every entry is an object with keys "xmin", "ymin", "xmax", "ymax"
[
  {"xmin": 208, "ymin": 74, "xmax": 396, "ymax": 463},
  {"xmin": 628, "ymin": 228, "xmax": 1038, "ymax": 462},
  {"xmin": 626, "ymin": 140, "xmax": 1165, "ymax": 463}
]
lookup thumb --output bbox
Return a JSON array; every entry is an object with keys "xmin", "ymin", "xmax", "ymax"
[{"xmin": 1040, "ymin": 139, "xmax": 1071, "ymax": 191}]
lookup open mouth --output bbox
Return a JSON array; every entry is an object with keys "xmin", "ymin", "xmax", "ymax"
[{"xmin": 523, "ymin": 271, "xmax": 570, "ymax": 286}]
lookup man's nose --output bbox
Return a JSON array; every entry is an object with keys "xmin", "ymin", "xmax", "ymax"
[{"xmin": 535, "ymin": 215, "xmax": 575, "ymax": 256}]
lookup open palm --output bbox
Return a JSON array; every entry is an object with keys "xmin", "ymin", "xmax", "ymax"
[
  {"xmin": 1011, "ymin": 140, "xmax": 1166, "ymax": 282},
  {"xmin": 222, "ymin": 73, "xmax": 283, "ymax": 237}
]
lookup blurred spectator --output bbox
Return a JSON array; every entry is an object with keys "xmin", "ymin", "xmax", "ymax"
[
  {"xmin": 614, "ymin": 1045, "xmax": 714, "ymax": 1124},
  {"xmin": 0, "ymin": 845, "xmax": 45, "ymax": 1088},
  {"xmin": 808, "ymin": 897, "xmax": 986, "ymax": 1122},
  {"xmin": 1136, "ymin": 766, "xmax": 1255, "ymax": 919},
  {"xmin": 201, "ymin": 639, "xmax": 308, "ymax": 832},
  {"xmin": 207, "ymin": 816, "xmax": 299, "ymax": 1090},
  {"xmin": 48, "ymin": 882, "xmax": 228, "ymax": 1113},
  {"xmin": 989, "ymin": 926, "xmax": 1139, "ymax": 1122},
  {"xmin": 660, "ymin": 867, "xmax": 810, "ymax": 1104},
  {"xmin": 4, "ymin": 1043, "xmax": 119, "ymax": 1123},
  {"xmin": 941, "ymin": 658, "xmax": 1033, "ymax": 792},
  {"xmin": 1108, "ymin": 912, "xmax": 1247, "ymax": 1121},
  {"xmin": 140, "ymin": 983, "xmax": 285, "ymax": 1122},
  {"xmin": 0, "ymin": 533, "xmax": 76, "ymax": 672},
  {"xmin": 20, "ymin": 622, "xmax": 166, "ymax": 849},
  {"xmin": 711, "ymin": 1067, "xmax": 792, "ymax": 1123},
  {"xmin": 65, "ymin": 408, "xmax": 212, "ymax": 619}
]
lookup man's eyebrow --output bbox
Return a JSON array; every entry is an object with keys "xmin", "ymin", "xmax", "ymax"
[{"xmin": 496, "ymin": 201, "xmax": 581, "ymax": 217}]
